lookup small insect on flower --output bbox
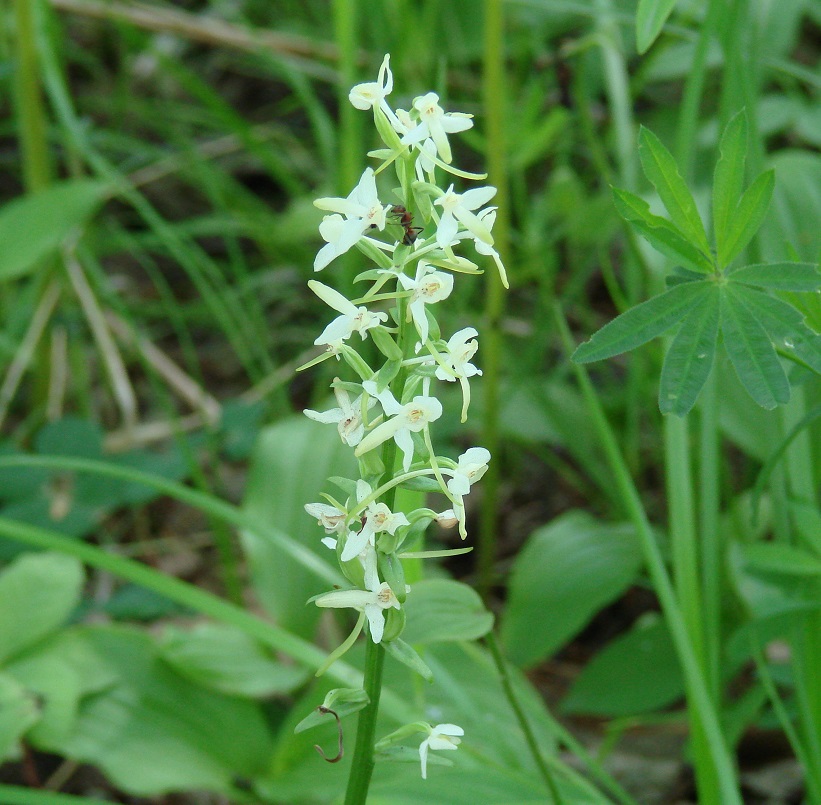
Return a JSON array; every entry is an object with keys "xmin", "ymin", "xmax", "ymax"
[{"xmin": 391, "ymin": 205, "xmax": 424, "ymax": 246}]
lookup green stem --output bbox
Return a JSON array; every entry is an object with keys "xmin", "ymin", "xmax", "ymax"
[
  {"xmin": 485, "ymin": 631, "xmax": 563, "ymax": 802},
  {"xmin": 13, "ymin": 0, "xmax": 52, "ymax": 191},
  {"xmin": 554, "ymin": 306, "xmax": 742, "ymax": 804},
  {"xmin": 478, "ymin": 0, "xmax": 510, "ymax": 599},
  {"xmin": 344, "ymin": 638, "xmax": 386, "ymax": 805}
]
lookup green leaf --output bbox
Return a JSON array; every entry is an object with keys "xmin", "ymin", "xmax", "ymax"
[
  {"xmin": 501, "ymin": 512, "xmax": 642, "ymax": 667},
  {"xmin": 636, "ymin": 0, "xmax": 678, "ymax": 53},
  {"xmin": 0, "ymin": 552, "xmax": 84, "ymax": 663},
  {"xmin": 572, "ymin": 280, "xmax": 711, "ymax": 364},
  {"xmin": 53, "ymin": 626, "xmax": 274, "ymax": 795},
  {"xmin": 0, "ymin": 180, "xmax": 108, "ymax": 282},
  {"xmin": 730, "ymin": 284, "xmax": 821, "ymax": 376},
  {"xmin": 160, "ymin": 623, "xmax": 310, "ymax": 697},
  {"xmin": 713, "ymin": 110, "xmax": 749, "ymax": 266},
  {"xmin": 242, "ymin": 416, "xmax": 356, "ymax": 637},
  {"xmin": 722, "ymin": 169, "xmax": 775, "ymax": 265},
  {"xmin": 659, "ymin": 287, "xmax": 720, "ymax": 416},
  {"xmin": 613, "ymin": 187, "xmax": 714, "ymax": 273},
  {"xmin": 739, "ymin": 543, "xmax": 821, "ymax": 578},
  {"xmin": 729, "ymin": 262, "xmax": 821, "ymax": 291},
  {"xmin": 720, "ymin": 285, "xmax": 791, "ymax": 409},
  {"xmin": 638, "ymin": 126, "xmax": 710, "ymax": 253},
  {"xmin": 562, "ymin": 616, "xmax": 683, "ymax": 716},
  {"xmin": 401, "ymin": 579, "xmax": 493, "ymax": 645},
  {"xmin": 0, "ymin": 673, "xmax": 40, "ymax": 760}
]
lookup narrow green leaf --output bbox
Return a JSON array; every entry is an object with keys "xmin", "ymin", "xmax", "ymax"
[
  {"xmin": 729, "ymin": 262, "xmax": 821, "ymax": 291},
  {"xmin": 0, "ymin": 180, "xmax": 109, "ymax": 282},
  {"xmin": 572, "ymin": 280, "xmax": 711, "ymax": 364},
  {"xmin": 720, "ymin": 286, "xmax": 790, "ymax": 409},
  {"xmin": 730, "ymin": 284, "xmax": 821, "ymax": 375},
  {"xmin": 713, "ymin": 111, "xmax": 748, "ymax": 266},
  {"xmin": 638, "ymin": 126, "xmax": 711, "ymax": 253},
  {"xmin": 659, "ymin": 288, "xmax": 720, "ymax": 416},
  {"xmin": 636, "ymin": 0, "xmax": 678, "ymax": 53},
  {"xmin": 613, "ymin": 187, "xmax": 714, "ymax": 273},
  {"xmin": 722, "ymin": 169, "xmax": 775, "ymax": 265},
  {"xmin": 740, "ymin": 543, "xmax": 821, "ymax": 578}
]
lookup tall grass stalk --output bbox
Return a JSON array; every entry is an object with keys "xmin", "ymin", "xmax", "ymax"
[{"xmin": 478, "ymin": 0, "xmax": 510, "ymax": 598}]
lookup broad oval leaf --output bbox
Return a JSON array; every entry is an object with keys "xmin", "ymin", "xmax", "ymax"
[
  {"xmin": 638, "ymin": 126, "xmax": 710, "ymax": 253},
  {"xmin": 659, "ymin": 286, "xmax": 720, "ymax": 416},
  {"xmin": 0, "ymin": 180, "xmax": 109, "ymax": 282},
  {"xmin": 401, "ymin": 579, "xmax": 493, "ymax": 645},
  {"xmin": 720, "ymin": 285, "xmax": 790, "ymax": 409},
  {"xmin": 0, "ymin": 552, "xmax": 84, "ymax": 663},
  {"xmin": 562, "ymin": 616, "xmax": 682, "ymax": 717},
  {"xmin": 729, "ymin": 262, "xmax": 821, "ymax": 291},
  {"xmin": 573, "ymin": 280, "xmax": 711, "ymax": 364},
  {"xmin": 501, "ymin": 511, "xmax": 642, "ymax": 667}
]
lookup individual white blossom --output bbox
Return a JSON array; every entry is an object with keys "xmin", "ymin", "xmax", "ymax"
[
  {"xmin": 434, "ymin": 184, "xmax": 497, "ymax": 251},
  {"xmin": 349, "ymin": 54, "xmax": 394, "ymax": 113},
  {"xmin": 314, "ymin": 573, "xmax": 405, "ymax": 644},
  {"xmin": 446, "ymin": 447, "xmax": 491, "ymax": 539},
  {"xmin": 303, "ymin": 379, "xmax": 374, "ymax": 446},
  {"xmin": 435, "ymin": 328, "xmax": 481, "ymax": 421},
  {"xmin": 398, "ymin": 263, "xmax": 454, "ymax": 345},
  {"xmin": 357, "ymin": 383, "xmax": 443, "ymax": 472},
  {"xmin": 419, "ymin": 723, "xmax": 464, "ymax": 779},
  {"xmin": 400, "ymin": 93, "xmax": 473, "ymax": 164},
  {"xmin": 342, "ymin": 494, "xmax": 410, "ymax": 562},
  {"xmin": 435, "ymin": 509, "xmax": 459, "ymax": 529},
  {"xmin": 309, "ymin": 280, "xmax": 388, "ymax": 345},
  {"xmin": 453, "ymin": 207, "xmax": 509, "ymax": 289},
  {"xmin": 394, "ymin": 108, "xmax": 437, "ymax": 179},
  {"xmin": 314, "ymin": 168, "xmax": 391, "ymax": 271},
  {"xmin": 304, "ymin": 501, "xmax": 346, "ymax": 533}
]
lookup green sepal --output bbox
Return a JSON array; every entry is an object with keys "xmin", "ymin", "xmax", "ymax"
[
  {"xmin": 340, "ymin": 346, "xmax": 375, "ymax": 381},
  {"xmin": 358, "ymin": 450, "xmax": 385, "ymax": 479},
  {"xmin": 374, "ymin": 107, "xmax": 404, "ymax": 151},
  {"xmin": 381, "ymin": 607, "xmax": 406, "ymax": 643},
  {"xmin": 375, "ymin": 358, "xmax": 402, "ymax": 392}
]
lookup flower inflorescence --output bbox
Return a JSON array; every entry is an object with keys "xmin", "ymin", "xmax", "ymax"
[{"xmin": 300, "ymin": 54, "xmax": 507, "ymax": 779}]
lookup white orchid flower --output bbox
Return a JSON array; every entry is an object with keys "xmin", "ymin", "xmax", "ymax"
[
  {"xmin": 313, "ymin": 168, "xmax": 391, "ymax": 270},
  {"xmin": 400, "ymin": 92, "xmax": 473, "ymax": 164},
  {"xmin": 349, "ymin": 54, "xmax": 398, "ymax": 123},
  {"xmin": 398, "ymin": 263, "xmax": 454, "ymax": 345},
  {"xmin": 356, "ymin": 382, "xmax": 443, "ymax": 472},
  {"xmin": 394, "ymin": 108, "xmax": 437, "ymax": 178},
  {"xmin": 446, "ymin": 447, "xmax": 491, "ymax": 539},
  {"xmin": 452, "ymin": 207, "xmax": 509, "ymax": 289},
  {"xmin": 435, "ymin": 328, "xmax": 482, "ymax": 421},
  {"xmin": 303, "ymin": 378, "xmax": 375, "ymax": 446},
  {"xmin": 419, "ymin": 723, "xmax": 464, "ymax": 779},
  {"xmin": 314, "ymin": 573, "xmax": 404, "ymax": 644},
  {"xmin": 304, "ymin": 501, "xmax": 346, "ymax": 533},
  {"xmin": 434, "ymin": 184, "xmax": 497, "ymax": 250},
  {"xmin": 342, "ymin": 500, "xmax": 410, "ymax": 562},
  {"xmin": 309, "ymin": 280, "xmax": 388, "ymax": 345}
]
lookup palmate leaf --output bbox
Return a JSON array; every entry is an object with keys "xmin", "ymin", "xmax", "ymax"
[
  {"xmin": 720, "ymin": 285, "xmax": 791, "ymax": 409},
  {"xmin": 659, "ymin": 286, "xmax": 720, "ymax": 416},
  {"xmin": 721, "ymin": 169, "xmax": 775, "ymax": 266},
  {"xmin": 713, "ymin": 111, "xmax": 748, "ymax": 267},
  {"xmin": 729, "ymin": 262, "xmax": 821, "ymax": 291},
  {"xmin": 612, "ymin": 188, "xmax": 714, "ymax": 274},
  {"xmin": 730, "ymin": 283, "xmax": 821, "ymax": 376},
  {"xmin": 573, "ymin": 280, "xmax": 711, "ymax": 364},
  {"xmin": 638, "ymin": 126, "xmax": 711, "ymax": 255}
]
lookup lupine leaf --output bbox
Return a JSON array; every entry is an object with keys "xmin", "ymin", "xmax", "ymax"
[
  {"xmin": 730, "ymin": 284, "xmax": 821, "ymax": 375},
  {"xmin": 720, "ymin": 285, "xmax": 790, "ymax": 409},
  {"xmin": 613, "ymin": 188, "xmax": 714, "ymax": 274},
  {"xmin": 713, "ymin": 111, "xmax": 749, "ymax": 267},
  {"xmin": 729, "ymin": 262, "xmax": 821, "ymax": 291},
  {"xmin": 573, "ymin": 280, "xmax": 711, "ymax": 363},
  {"xmin": 722, "ymin": 169, "xmax": 775, "ymax": 265},
  {"xmin": 638, "ymin": 126, "xmax": 711, "ymax": 254},
  {"xmin": 636, "ymin": 0, "xmax": 679, "ymax": 54},
  {"xmin": 659, "ymin": 287, "xmax": 720, "ymax": 416}
]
